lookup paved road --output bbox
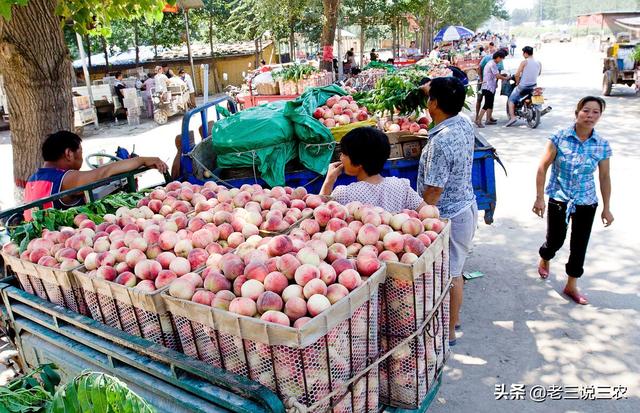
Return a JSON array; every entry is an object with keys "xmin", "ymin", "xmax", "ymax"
[{"xmin": 429, "ymin": 40, "xmax": 639, "ymax": 413}]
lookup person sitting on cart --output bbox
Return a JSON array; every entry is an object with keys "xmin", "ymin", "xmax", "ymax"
[
  {"xmin": 370, "ymin": 49, "xmax": 378, "ymax": 62},
  {"xmin": 23, "ymin": 131, "xmax": 168, "ymax": 221},
  {"xmin": 320, "ymin": 127, "xmax": 427, "ymax": 213}
]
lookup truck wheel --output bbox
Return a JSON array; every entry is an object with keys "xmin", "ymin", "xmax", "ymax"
[{"xmin": 602, "ymin": 72, "xmax": 613, "ymax": 96}]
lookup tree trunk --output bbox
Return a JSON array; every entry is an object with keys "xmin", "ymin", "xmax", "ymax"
[
  {"xmin": 153, "ymin": 26, "xmax": 158, "ymax": 57},
  {"xmin": 85, "ymin": 34, "xmax": 92, "ymax": 74},
  {"xmin": 289, "ymin": 19, "xmax": 296, "ymax": 61},
  {"xmin": 134, "ymin": 21, "xmax": 140, "ymax": 66},
  {"xmin": 320, "ymin": 0, "xmax": 341, "ymax": 72},
  {"xmin": 391, "ymin": 20, "xmax": 397, "ymax": 59},
  {"xmin": 208, "ymin": 15, "xmax": 221, "ymax": 93},
  {"xmin": 0, "ymin": 0, "xmax": 74, "ymax": 188},
  {"xmin": 101, "ymin": 36, "xmax": 109, "ymax": 74}
]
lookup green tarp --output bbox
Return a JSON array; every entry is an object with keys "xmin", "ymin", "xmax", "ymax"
[
  {"xmin": 212, "ymin": 101, "xmax": 297, "ymax": 187},
  {"xmin": 283, "ymin": 85, "xmax": 347, "ymax": 175}
]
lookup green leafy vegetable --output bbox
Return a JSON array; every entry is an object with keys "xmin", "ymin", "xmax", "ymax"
[
  {"xmin": 272, "ymin": 64, "xmax": 318, "ymax": 82},
  {"xmin": 0, "ymin": 363, "xmax": 60, "ymax": 413},
  {"xmin": 10, "ymin": 192, "xmax": 145, "ymax": 252}
]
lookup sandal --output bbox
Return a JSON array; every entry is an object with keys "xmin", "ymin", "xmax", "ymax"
[
  {"xmin": 563, "ymin": 288, "xmax": 589, "ymax": 305},
  {"xmin": 475, "ymin": 122, "xmax": 485, "ymax": 128},
  {"xmin": 486, "ymin": 120, "xmax": 497, "ymax": 125}
]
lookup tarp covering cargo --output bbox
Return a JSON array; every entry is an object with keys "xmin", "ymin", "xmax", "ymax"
[
  {"xmin": 283, "ymin": 85, "xmax": 347, "ymax": 175},
  {"xmin": 212, "ymin": 101, "xmax": 297, "ymax": 187}
]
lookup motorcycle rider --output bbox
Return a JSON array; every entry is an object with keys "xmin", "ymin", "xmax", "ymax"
[{"xmin": 506, "ymin": 46, "xmax": 542, "ymax": 127}]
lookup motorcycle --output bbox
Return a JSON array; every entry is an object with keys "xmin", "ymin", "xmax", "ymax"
[{"xmin": 504, "ymin": 76, "xmax": 552, "ymax": 129}]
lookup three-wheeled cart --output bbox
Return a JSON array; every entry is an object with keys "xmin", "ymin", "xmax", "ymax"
[{"xmin": 153, "ymin": 83, "xmax": 191, "ymax": 124}]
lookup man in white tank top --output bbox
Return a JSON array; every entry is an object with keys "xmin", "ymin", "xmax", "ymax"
[{"xmin": 506, "ymin": 46, "xmax": 542, "ymax": 126}]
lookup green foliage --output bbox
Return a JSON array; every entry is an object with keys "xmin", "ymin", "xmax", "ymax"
[
  {"xmin": 527, "ymin": 0, "xmax": 639, "ymax": 24},
  {"xmin": 10, "ymin": 191, "xmax": 145, "ymax": 253},
  {"xmin": 47, "ymin": 372, "xmax": 155, "ymax": 413},
  {"xmin": 0, "ymin": 364, "xmax": 60, "ymax": 413},
  {"xmin": 355, "ymin": 68, "xmax": 432, "ymax": 116},
  {"xmin": 272, "ymin": 63, "xmax": 318, "ymax": 81},
  {"xmin": 634, "ymin": 45, "xmax": 640, "ymax": 63}
]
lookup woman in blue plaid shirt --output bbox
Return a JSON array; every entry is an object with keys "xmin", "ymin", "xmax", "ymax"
[{"xmin": 532, "ymin": 96, "xmax": 613, "ymax": 305}]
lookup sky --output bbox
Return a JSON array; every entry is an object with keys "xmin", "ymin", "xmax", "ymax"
[{"xmin": 504, "ymin": 0, "xmax": 535, "ymax": 12}]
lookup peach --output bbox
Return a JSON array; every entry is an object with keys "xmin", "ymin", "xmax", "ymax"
[
  {"xmin": 159, "ymin": 231, "xmax": 179, "ymax": 251},
  {"xmin": 346, "ymin": 243, "xmax": 362, "ymax": 257},
  {"xmin": 55, "ymin": 247, "xmax": 77, "ymax": 262},
  {"xmin": 305, "ymin": 194, "xmax": 324, "ymax": 208},
  {"xmin": 84, "ymin": 252, "xmax": 99, "ymax": 270},
  {"xmin": 202, "ymin": 269, "xmax": 229, "ymax": 292},
  {"xmin": 291, "ymin": 187, "xmax": 307, "ymax": 200},
  {"xmin": 326, "ymin": 201, "xmax": 348, "ymax": 220},
  {"xmin": 318, "ymin": 262, "xmax": 337, "ymax": 285},
  {"xmin": 174, "ymin": 239, "xmax": 193, "ymax": 258},
  {"xmin": 37, "ymin": 256, "xmax": 58, "ymax": 267},
  {"xmin": 424, "ymin": 230, "xmax": 439, "ymax": 242},
  {"xmin": 299, "ymin": 219, "xmax": 320, "ymax": 236},
  {"xmin": 206, "ymin": 242, "xmax": 223, "ymax": 256},
  {"xmin": 289, "ymin": 228, "xmax": 309, "ymax": 242},
  {"xmin": 294, "ymin": 264, "xmax": 320, "ymax": 287},
  {"xmin": 348, "ymin": 220, "xmax": 363, "ymax": 235},
  {"xmin": 290, "ymin": 238, "xmax": 305, "ymax": 253},
  {"xmin": 326, "ymin": 283, "xmax": 349, "ymax": 304},
  {"xmin": 307, "ymin": 239, "xmax": 328, "ymax": 260},
  {"xmin": 284, "ymin": 296, "xmax": 308, "ymax": 321},
  {"xmin": 92, "ymin": 237, "xmax": 111, "ymax": 253},
  {"xmin": 331, "ymin": 258, "xmax": 356, "ymax": 276},
  {"xmin": 169, "ymin": 278, "xmax": 196, "ymax": 300},
  {"xmin": 390, "ymin": 213, "xmax": 410, "ymax": 230},
  {"xmin": 325, "ymin": 218, "xmax": 347, "ymax": 233},
  {"xmin": 192, "ymin": 290, "xmax": 215, "ymax": 306},
  {"xmin": 361, "ymin": 211, "xmax": 382, "ymax": 227},
  {"xmin": 169, "ymin": 257, "xmax": 191, "ymax": 276},
  {"xmin": 264, "ymin": 272, "xmax": 288, "ymax": 294},
  {"xmin": 267, "ymin": 235, "xmax": 293, "ymax": 257},
  {"xmin": 428, "ymin": 219, "xmax": 445, "ymax": 233},
  {"xmin": 359, "ymin": 245, "xmax": 378, "ymax": 257},
  {"xmin": 96, "ymin": 251, "xmax": 116, "ymax": 267},
  {"xmin": 29, "ymin": 248, "xmax": 49, "ymax": 264},
  {"xmin": 155, "ymin": 270, "xmax": 177, "ymax": 289},
  {"xmin": 378, "ymin": 251, "xmax": 399, "ymax": 262},
  {"xmin": 244, "ymin": 261, "xmax": 269, "ymax": 282},
  {"xmin": 401, "ymin": 218, "xmax": 424, "ymax": 236},
  {"xmin": 266, "ymin": 257, "xmax": 279, "ymax": 273},
  {"xmin": 319, "ymin": 231, "xmax": 335, "ymax": 247},
  {"xmin": 134, "ymin": 259, "xmax": 162, "ymax": 280},
  {"xmin": 187, "ymin": 217, "xmax": 206, "ymax": 233},
  {"xmin": 59, "ymin": 259, "xmax": 81, "ymax": 271},
  {"xmin": 155, "ymin": 251, "xmax": 176, "ymax": 269},
  {"xmin": 211, "ymin": 290, "xmax": 235, "ymax": 310},
  {"xmin": 96, "ymin": 265, "xmax": 118, "ymax": 281},
  {"xmin": 338, "ymin": 269, "xmax": 362, "ymax": 291},
  {"xmin": 256, "ymin": 291, "xmax": 284, "ymax": 313},
  {"xmin": 418, "ymin": 205, "xmax": 440, "ymax": 219},
  {"xmin": 125, "ymin": 249, "xmax": 147, "ymax": 269},
  {"xmin": 260, "ymin": 310, "xmax": 290, "ymax": 326},
  {"xmin": 282, "ymin": 284, "xmax": 304, "ymax": 302},
  {"xmin": 400, "ymin": 253, "xmax": 419, "ymax": 264},
  {"xmin": 377, "ymin": 224, "xmax": 393, "ymax": 240},
  {"xmin": 326, "ymin": 243, "xmax": 347, "ymax": 263},
  {"xmin": 181, "ymin": 272, "xmax": 204, "ymax": 288},
  {"xmin": 383, "ymin": 232, "xmax": 405, "ymax": 254},
  {"xmin": 113, "ymin": 246, "xmax": 130, "ymax": 263},
  {"xmin": 303, "ymin": 278, "xmax": 327, "ymax": 299},
  {"xmin": 307, "ymin": 294, "xmax": 331, "ymax": 317},
  {"xmin": 192, "ymin": 228, "xmax": 215, "ymax": 249},
  {"xmin": 78, "ymin": 219, "xmax": 96, "ymax": 231},
  {"xmin": 133, "ymin": 279, "xmax": 156, "ymax": 293},
  {"xmin": 297, "ymin": 247, "xmax": 322, "ymax": 266},
  {"xmin": 356, "ymin": 255, "xmax": 381, "ymax": 277},
  {"xmin": 334, "ymin": 227, "xmax": 356, "ymax": 247},
  {"xmin": 229, "ymin": 297, "xmax": 257, "ymax": 317},
  {"xmin": 241, "ymin": 279, "xmax": 265, "ymax": 301},
  {"xmin": 227, "ymin": 232, "xmax": 245, "ymax": 249},
  {"xmin": 404, "ymin": 236, "xmax": 426, "ymax": 256},
  {"xmin": 115, "ymin": 271, "xmax": 137, "ymax": 287},
  {"xmin": 76, "ymin": 246, "xmax": 93, "ymax": 263},
  {"xmin": 357, "ymin": 224, "xmax": 380, "ymax": 246},
  {"xmin": 187, "ymin": 248, "xmax": 208, "ymax": 269},
  {"xmin": 241, "ymin": 223, "xmax": 260, "ymax": 239},
  {"xmin": 233, "ymin": 275, "xmax": 247, "ymax": 296},
  {"xmin": 114, "ymin": 262, "xmax": 131, "ymax": 274},
  {"xmin": 417, "ymin": 233, "xmax": 432, "ymax": 248},
  {"xmin": 312, "ymin": 206, "xmax": 332, "ymax": 227},
  {"xmin": 277, "ymin": 254, "xmax": 301, "ymax": 280},
  {"xmin": 146, "ymin": 243, "xmax": 162, "ymax": 259}
]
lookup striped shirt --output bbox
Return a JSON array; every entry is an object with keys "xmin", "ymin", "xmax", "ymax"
[{"xmin": 546, "ymin": 126, "xmax": 612, "ymax": 218}]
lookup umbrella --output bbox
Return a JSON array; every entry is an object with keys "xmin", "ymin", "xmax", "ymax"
[{"xmin": 434, "ymin": 26, "xmax": 474, "ymax": 42}]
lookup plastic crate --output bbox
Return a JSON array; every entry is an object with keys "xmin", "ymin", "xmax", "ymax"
[
  {"xmin": 378, "ymin": 222, "xmax": 451, "ymax": 409},
  {"xmin": 1, "ymin": 253, "xmax": 87, "ymax": 315},
  {"xmin": 72, "ymin": 267, "xmax": 180, "ymax": 351},
  {"xmin": 164, "ymin": 266, "xmax": 386, "ymax": 412}
]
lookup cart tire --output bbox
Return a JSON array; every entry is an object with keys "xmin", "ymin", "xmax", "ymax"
[
  {"xmin": 526, "ymin": 106, "xmax": 541, "ymax": 129},
  {"xmin": 602, "ymin": 72, "xmax": 613, "ymax": 96},
  {"xmin": 154, "ymin": 110, "xmax": 168, "ymax": 125}
]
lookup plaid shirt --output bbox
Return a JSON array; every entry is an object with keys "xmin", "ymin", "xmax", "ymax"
[
  {"xmin": 417, "ymin": 114, "xmax": 476, "ymax": 218},
  {"xmin": 546, "ymin": 126, "xmax": 612, "ymax": 219}
]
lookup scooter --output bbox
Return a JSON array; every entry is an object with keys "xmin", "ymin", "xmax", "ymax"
[{"xmin": 504, "ymin": 76, "xmax": 552, "ymax": 129}]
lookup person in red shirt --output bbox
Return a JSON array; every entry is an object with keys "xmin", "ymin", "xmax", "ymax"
[{"xmin": 23, "ymin": 130, "xmax": 168, "ymax": 220}]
